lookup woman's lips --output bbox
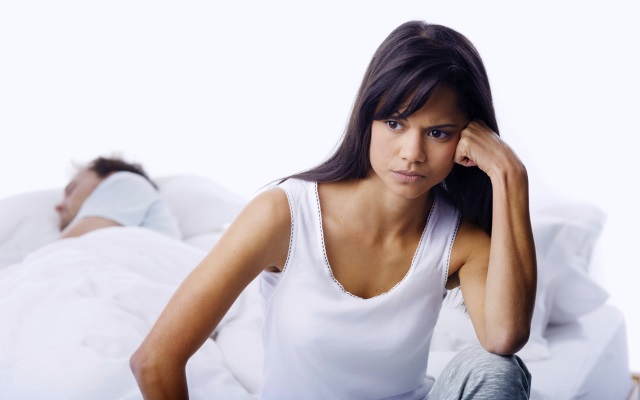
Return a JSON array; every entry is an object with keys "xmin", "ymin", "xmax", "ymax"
[{"xmin": 391, "ymin": 170, "xmax": 426, "ymax": 183}]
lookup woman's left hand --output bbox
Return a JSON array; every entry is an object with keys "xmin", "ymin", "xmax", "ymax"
[{"xmin": 454, "ymin": 120, "xmax": 524, "ymax": 179}]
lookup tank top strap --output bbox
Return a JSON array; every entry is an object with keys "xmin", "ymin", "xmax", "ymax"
[
  {"xmin": 260, "ymin": 178, "xmax": 324, "ymax": 304},
  {"xmin": 276, "ymin": 179, "xmax": 323, "ymax": 260},
  {"xmin": 414, "ymin": 192, "xmax": 461, "ymax": 292}
]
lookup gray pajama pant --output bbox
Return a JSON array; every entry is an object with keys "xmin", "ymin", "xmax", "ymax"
[{"xmin": 429, "ymin": 344, "xmax": 532, "ymax": 400}]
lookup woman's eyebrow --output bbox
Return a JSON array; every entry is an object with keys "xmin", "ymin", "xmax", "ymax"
[{"xmin": 426, "ymin": 123, "xmax": 460, "ymax": 130}]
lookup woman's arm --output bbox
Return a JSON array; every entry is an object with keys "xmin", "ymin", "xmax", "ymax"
[
  {"xmin": 453, "ymin": 120, "xmax": 537, "ymax": 355},
  {"xmin": 130, "ymin": 188, "xmax": 291, "ymax": 399}
]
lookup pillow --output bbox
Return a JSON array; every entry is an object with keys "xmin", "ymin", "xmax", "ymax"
[
  {"xmin": 431, "ymin": 200, "xmax": 608, "ymax": 361},
  {"xmin": 156, "ymin": 175, "xmax": 247, "ymax": 240},
  {"xmin": 533, "ymin": 203, "xmax": 609, "ymax": 324},
  {"xmin": 0, "ymin": 189, "xmax": 61, "ymax": 269},
  {"xmin": 531, "ymin": 202, "xmax": 606, "ymax": 273}
]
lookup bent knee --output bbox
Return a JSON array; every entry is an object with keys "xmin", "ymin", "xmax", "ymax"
[
  {"xmin": 432, "ymin": 345, "xmax": 532, "ymax": 399},
  {"xmin": 455, "ymin": 344, "xmax": 530, "ymax": 380}
]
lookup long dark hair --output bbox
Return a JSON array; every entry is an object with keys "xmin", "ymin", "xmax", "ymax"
[{"xmin": 286, "ymin": 21, "xmax": 496, "ymax": 233}]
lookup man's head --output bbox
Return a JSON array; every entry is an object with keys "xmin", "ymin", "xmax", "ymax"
[{"xmin": 55, "ymin": 156, "xmax": 154, "ymax": 230}]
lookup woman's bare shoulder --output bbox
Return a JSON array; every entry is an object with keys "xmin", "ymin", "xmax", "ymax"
[
  {"xmin": 245, "ymin": 186, "xmax": 291, "ymax": 222},
  {"xmin": 217, "ymin": 186, "xmax": 292, "ymax": 272}
]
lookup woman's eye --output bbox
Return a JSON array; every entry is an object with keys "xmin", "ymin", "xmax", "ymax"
[
  {"xmin": 385, "ymin": 121, "xmax": 403, "ymax": 131},
  {"xmin": 428, "ymin": 129, "xmax": 450, "ymax": 139}
]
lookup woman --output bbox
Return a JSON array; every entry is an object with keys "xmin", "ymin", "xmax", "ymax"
[{"xmin": 131, "ymin": 20, "xmax": 536, "ymax": 399}]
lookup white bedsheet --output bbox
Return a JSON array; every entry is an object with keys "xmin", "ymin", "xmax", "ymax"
[{"xmin": 0, "ymin": 227, "xmax": 256, "ymax": 400}]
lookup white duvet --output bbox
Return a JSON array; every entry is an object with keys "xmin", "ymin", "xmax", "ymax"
[{"xmin": 0, "ymin": 227, "xmax": 257, "ymax": 400}]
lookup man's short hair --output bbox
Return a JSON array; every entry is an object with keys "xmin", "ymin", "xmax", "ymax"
[{"xmin": 86, "ymin": 156, "xmax": 157, "ymax": 189}]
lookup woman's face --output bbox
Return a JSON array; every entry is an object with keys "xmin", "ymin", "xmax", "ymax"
[{"xmin": 369, "ymin": 85, "xmax": 469, "ymax": 200}]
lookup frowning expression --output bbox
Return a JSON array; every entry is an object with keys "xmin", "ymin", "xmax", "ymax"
[{"xmin": 369, "ymin": 85, "xmax": 469, "ymax": 200}]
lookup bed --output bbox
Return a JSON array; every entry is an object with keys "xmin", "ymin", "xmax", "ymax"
[{"xmin": 0, "ymin": 175, "xmax": 633, "ymax": 399}]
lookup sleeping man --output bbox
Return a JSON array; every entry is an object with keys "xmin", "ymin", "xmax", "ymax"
[{"xmin": 55, "ymin": 156, "xmax": 181, "ymax": 239}]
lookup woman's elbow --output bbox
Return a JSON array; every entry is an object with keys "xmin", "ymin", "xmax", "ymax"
[
  {"xmin": 130, "ymin": 348, "xmax": 154, "ymax": 384},
  {"xmin": 130, "ymin": 347, "xmax": 168, "ymax": 388},
  {"xmin": 130, "ymin": 346, "xmax": 189, "ymax": 398},
  {"xmin": 482, "ymin": 328, "xmax": 530, "ymax": 355}
]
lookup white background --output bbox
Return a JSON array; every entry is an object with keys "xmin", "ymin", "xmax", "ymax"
[{"xmin": 1, "ymin": 1, "xmax": 639, "ymax": 370}]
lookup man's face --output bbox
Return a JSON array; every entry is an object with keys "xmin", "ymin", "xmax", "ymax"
[{"xmin": 55, "ymin": 169, "xmax": 104, "ymax": 230}]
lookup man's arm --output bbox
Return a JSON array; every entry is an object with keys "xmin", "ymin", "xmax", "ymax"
[{"xmin": 60, "ymin": 217, "xmax": 121, "ymax": 239}]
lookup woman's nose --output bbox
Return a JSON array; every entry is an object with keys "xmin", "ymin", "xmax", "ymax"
[{"xmin": 399, "ymin": 131, "xmax": 426, "ymax": 163}]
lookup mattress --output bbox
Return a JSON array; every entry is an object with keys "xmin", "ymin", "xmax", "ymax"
[{"xmin": 426, "ymin": 304, "xmax": 633, "ymax": 400}]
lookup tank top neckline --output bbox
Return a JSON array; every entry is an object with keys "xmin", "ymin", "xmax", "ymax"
[{"xmin": 313, "ymin": 181, "xmax": 438, "ymax": 301}]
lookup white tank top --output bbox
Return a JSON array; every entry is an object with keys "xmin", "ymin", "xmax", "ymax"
[{"xmin": 259, "ymin": 179, "xmax": 461, "ymax": 400}]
